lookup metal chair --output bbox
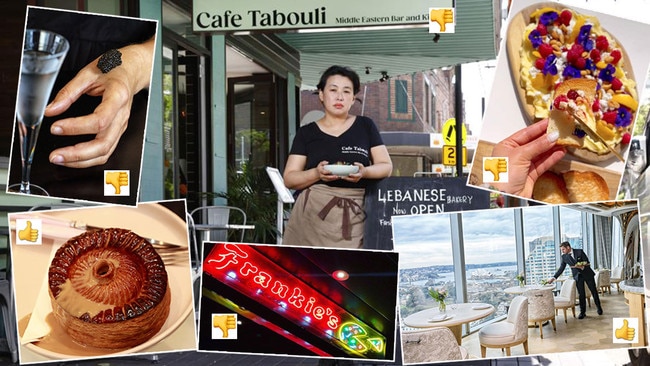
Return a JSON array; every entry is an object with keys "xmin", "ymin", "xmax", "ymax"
[{"xmin": 189, "ymin": 205, "xmax": 249, "ymax": 244}]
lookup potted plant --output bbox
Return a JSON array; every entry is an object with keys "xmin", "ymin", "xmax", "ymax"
[
  {"xmin": 199, "ymin": 163, "xmax": 279, "ymax": 243},
  {"xmin": 515, "ymin": 273, "xmax": 525, "ymax": 287},
  {"xmin": 428, "ymin": 288, "xmax": 447, "ymax": 313}
]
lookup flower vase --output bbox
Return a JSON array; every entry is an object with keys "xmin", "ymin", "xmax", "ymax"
[
  {"xmin": 438, "ymin": 300, "xmax": 446, "ymax": 313},
  {"xmin": 518, "ymin": 280, "xmax": 524, "ymax": 288}
]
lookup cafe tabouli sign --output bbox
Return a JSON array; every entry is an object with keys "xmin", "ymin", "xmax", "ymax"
[
  {"xmin": 202, "ymin": 243, "xmax": 387, "ymax": 358},
  {"xmin": 192, "ymin": 0, "xmax": 454, "ymax": 32}
]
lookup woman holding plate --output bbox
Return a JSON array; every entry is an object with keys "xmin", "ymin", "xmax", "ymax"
[{"xmin": 282, "ymin": 65, "xmax": 392, "ymax": 248}]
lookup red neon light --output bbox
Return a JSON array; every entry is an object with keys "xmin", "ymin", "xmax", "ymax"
[{"xmin": 202, "ymin": 243, "xmax": 386, "ymax": 357}]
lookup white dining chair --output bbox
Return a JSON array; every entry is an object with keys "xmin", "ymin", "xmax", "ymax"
[
  {"xmin": 554, "ymin": 278, "xmax": 576, "ymax": 323},
  {"xmin": 402, "ymin": 327, "xmax": 468, "ymax": 362},
  {"xmin": 610, "ymin": 266, "xmax": 624, "ymax": 293},
  {"xmin": 479, "ymin": 295, "xmax": 528, "ymax": 357},
  {"xmin": 525, "ymin": 288, "xmax": 556, "ymax": 339}
]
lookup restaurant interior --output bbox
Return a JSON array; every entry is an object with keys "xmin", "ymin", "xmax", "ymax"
[{"xmin": 393, "ymin": 199, "xmax": 644, "ymax": 363}]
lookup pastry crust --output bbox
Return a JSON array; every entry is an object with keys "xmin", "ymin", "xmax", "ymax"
[
  {"xmin": 562, "ymin": 170, "xmax": 610, "ymax": 202},
  {"xmin": 532, "ymin": 171, "xmax": 570, "ymax": 204},
  {"xmin": 48, "ymin": 228, "xmax": 170, "ymax": 349}
]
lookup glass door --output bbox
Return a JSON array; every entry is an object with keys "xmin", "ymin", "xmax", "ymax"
[
  {"xmin": 162, "ymin": 38, "xmax": 208, "ymax": 210},
  {"xmin": 227, "ymin": 74, "xmax": 277, "ymax": 170}
]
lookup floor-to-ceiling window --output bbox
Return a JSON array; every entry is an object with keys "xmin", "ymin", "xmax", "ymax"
[
  {"xmin": 392, "ymin": 213, "xmax": 454, "ymax": 319},
  {"xmin": 462, "ymin": 209, "xmax": 517, "ymax": 328},
  {"xmin": 523, "ymin": 205, "xmax": 558, "ymax": 284}
]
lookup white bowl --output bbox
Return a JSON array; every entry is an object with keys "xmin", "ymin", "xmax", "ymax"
[{"xmin": 324, "ymin": 164, "xmax": 359, "ymax": 176}]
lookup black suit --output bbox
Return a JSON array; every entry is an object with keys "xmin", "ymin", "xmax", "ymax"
[{"xmin": 554, "ymin": 249, "xmax": 602, "ymax": 314}]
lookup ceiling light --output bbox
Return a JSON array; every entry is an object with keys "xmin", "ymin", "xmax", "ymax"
[
  {"xmin": 332, "ymin": 270, "xmax": 349, "ymax": 281},
  {"xmin": 365, "ymin": 66, "xmax": 371, "ymax": 75},
  {"xmin": 432, "ymin": 33, "xmax": 441, "ymax": 43},
  {"xmin": 379, "ymin": 71, "xmax": 389, "ymax": 82}
]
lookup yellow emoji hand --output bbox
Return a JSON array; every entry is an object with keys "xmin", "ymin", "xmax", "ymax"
[
  {"xmin": 430, "ymin": 8, "xmax": 454, "ymax": 32},
  {"xmin": 106, "ymin": 171, "xmax": 128, "ymax": 194},
  {"xmin": 484, "ymin": 158, "xmax": 508, "ymax": 181},
  {"xmin": 615, "ymin": 319, "xmax": 635, "ymax": 341},
  {"xmin": 213, "ymin": 314, "xmax": 237, "ymax": 338},
  {"xmin": 18, "ymin": 221, "xmax": 39, "ymax": 242}
]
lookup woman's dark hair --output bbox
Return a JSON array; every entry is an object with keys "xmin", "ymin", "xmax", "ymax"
[{"xmin": 316, "ymin": 65, "xmax": 361, "ymax": 95}]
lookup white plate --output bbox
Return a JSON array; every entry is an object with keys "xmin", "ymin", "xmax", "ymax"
[
  {"xmin": 324, "ymin": 164, "xmax": 359, "ymax": 176},
  {"xmin": 14, "ymin": 203, "xmax": 195, "ymax": 360},
  {"xmin": 472, "ymin": 304, "xmax": 492, "ymax": 310},
  {"xmin": 427, "ymin": 314, "xmax": 454, "ymax": 322}
]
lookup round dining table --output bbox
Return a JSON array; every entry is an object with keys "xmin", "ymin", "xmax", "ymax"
[
  {"xmin": 402, "ymin": 303, "xmax": 495, "ymax": 344},
  {"xmin": 503, "ymin": 284, "xmax": 555, "ymax": 295}
]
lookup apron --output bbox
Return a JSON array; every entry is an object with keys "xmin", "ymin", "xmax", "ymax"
[{"xmin": 283, "ymin": 184, "xmax": 366, "ymax": 248}]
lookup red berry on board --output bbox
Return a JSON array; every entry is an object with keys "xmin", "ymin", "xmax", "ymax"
[
  {"xmin": 553, "ymin": 95, "xmax": 569, "ymax": 109},
  {"xmin": 622, "ymin": 133, "xmax": 631, "ymax": 145},
  {"xmin": 560, "ymin": 10, "xmax": 572, "ymax": 26},
  {"xmin": 610, "ymin": 50, "xmax": 622, "ymax": 64},
  {"xmin": 539, "ymin": 43, "xmax": 554, "ymax": 58},
  {"xmin": 611, "ymin": 78, "xmax": 623, "ymax": 91},
  {"xmin": 592, "ymin": 99, "xmax": 600, "ymax": 112},
  {"xmin": 574, "ymin": 57, "xmax": 586, "ymax": 69},
  {"xmin": 536, "ymin": 23, "xmax": 548, "ymax": 36},
  {"xmin": 535, "ymin": 58, "xmax": 546, "ymax": 70},
  {"xmin": 590, "ymin": 49, "xmax": 601, "ymax": 62},
  {"xmin": 567, "ymin": 89, "xmax": 579, "ymax": 100},
  {"xmin": 596, "ymin": 35, "xmax": 609, "ymax": 51},
  {"xmin": 603, "ymin": 111, "xmax": 617, "ymax": 124}
]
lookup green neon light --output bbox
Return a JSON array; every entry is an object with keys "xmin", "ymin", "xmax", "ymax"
[{"xmin": 337, "ymin": 322, "xmax": 386, "ymax": 355}]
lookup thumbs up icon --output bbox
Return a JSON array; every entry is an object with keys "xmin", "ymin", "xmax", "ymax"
[
  {"xmin": 16, "ymin": 219, "xmax": 41, "ymax": 244},
  {"xmin": 615, "ymin": 319, "xmax": 636, "ymax": 341}
]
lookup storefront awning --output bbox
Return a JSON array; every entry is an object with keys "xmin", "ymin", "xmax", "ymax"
[{"xmin": 274, "ymin": 0, "xmax": 502, "ymax": 87}]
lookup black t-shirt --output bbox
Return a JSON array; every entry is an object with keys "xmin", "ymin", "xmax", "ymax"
[{"xmin": 289, "ymin": 115, "xmax": 384, "ymax": 188}]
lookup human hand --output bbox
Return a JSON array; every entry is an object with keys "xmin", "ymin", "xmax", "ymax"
[
  {"xmin": 18, "ymin": 221, "xmax": 39, "ymax": 242},
  {"xmin": 105, "ymin": 171, "xmax": 129, "ymax": 194},
  {"xmin": 318, "ymin": 161, "xmax": 340, "ymax": 182},
  {"xmin": 615, "ymin": 319, "xmax": 635, "ymax": 341},
  {"xmin": 490, "ymin": 119, "xmax": 566, "ymax": 198},
  {"xmin": 342, "ymin": 162, "xmax": 364, "ymax": 183},
  {"xmin": 213, "ymin": 314, "xmax": 237, "ymax": 338},
  {"xmin": 547, "ymin": 277, "xmax": 556, "ymax": 284},
  {"xmin": 44, "ymin": 37, "xmax": 155, "ymax": 168}
]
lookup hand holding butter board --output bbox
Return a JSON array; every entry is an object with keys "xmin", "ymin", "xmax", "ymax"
[{"xmin": 470, "ymin": 1, "xmax": 650, "ymax": 204}]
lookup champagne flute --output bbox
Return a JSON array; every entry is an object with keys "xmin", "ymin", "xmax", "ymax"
[{"xmin": 11, "ymin": 29, "xmax": 69, "ymax": 195}]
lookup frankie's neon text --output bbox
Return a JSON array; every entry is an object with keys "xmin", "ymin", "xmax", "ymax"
[{"xmin": 206, "ymin": 244, "xmax": 341, "ymax": 330}]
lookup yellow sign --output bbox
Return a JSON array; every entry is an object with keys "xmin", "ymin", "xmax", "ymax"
[
  {"xmin": 442, "ymin": 145, "xmax": 467, "ymax": 166},
  {"xmin": 442, "ymin": 118, "xmax": 467, "ymax": 145}
]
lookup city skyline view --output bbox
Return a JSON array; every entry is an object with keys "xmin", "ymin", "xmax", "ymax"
[{"xmin": 392, "ymin": 205, "xmax": 583, "ymax": 269}]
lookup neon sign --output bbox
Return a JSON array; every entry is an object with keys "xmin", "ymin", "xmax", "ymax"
[{"xmin": 203, "ymin": 243, "xmax": 386, "ymax": 358}]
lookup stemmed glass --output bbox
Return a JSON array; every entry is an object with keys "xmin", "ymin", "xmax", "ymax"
[{"xmin": 10, "ymin": 29, "xmax": 69, "ymax": 195}]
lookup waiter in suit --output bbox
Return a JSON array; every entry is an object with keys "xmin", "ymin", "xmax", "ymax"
[{"xmin": 548, "ymin": 241, "xmax": 602, "ymax": 319}]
